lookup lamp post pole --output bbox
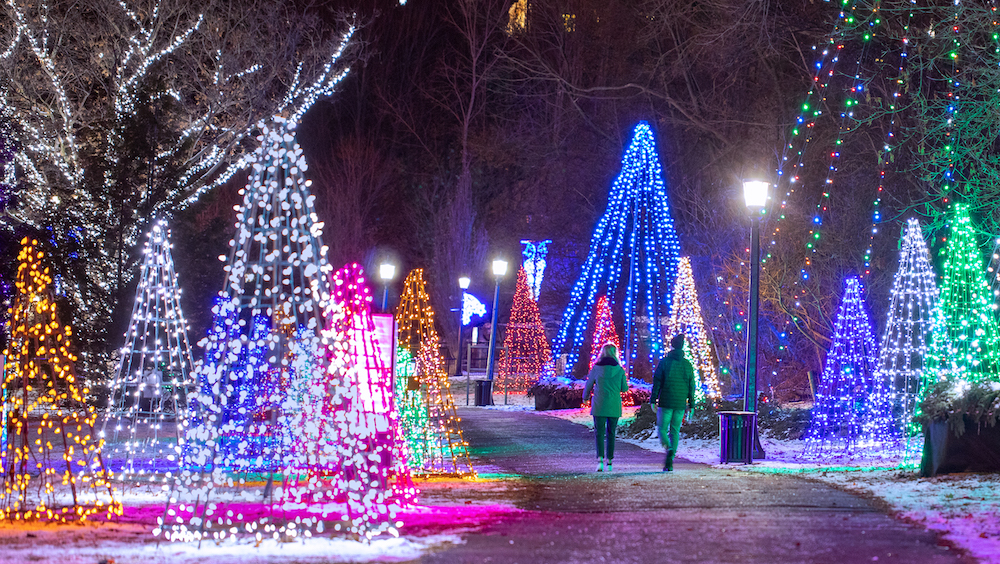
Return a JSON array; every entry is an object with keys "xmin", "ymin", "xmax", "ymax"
[
  {"xmin": 742, "ymin": 180, "xmax": 768, "ymax": 463},
  {"xmin": 485, "ymin": 260, "xmax": 507, "ymax": 407},
  {"xmin": 457, "ymin": 276, "xmax": 470, "ymax": 404}
]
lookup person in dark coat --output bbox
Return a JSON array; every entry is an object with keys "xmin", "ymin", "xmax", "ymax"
[
  {"xmin": 650, "ymin": 334, "xmax": 695, "ymax": 471},
  {"xmin": 583, "ymin": 343, "xmax": 628, "ymax": 472}
]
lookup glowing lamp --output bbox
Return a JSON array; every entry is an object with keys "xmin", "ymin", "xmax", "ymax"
[
  {"xmin": 380, "ymin": 263, "xmax": 396, "ymax": 281},
  {"xmin": 742, "ymin": 180, "xmax": 769, "ymax": 210},
  {"xmin": 459, "ymin": 276, "xmax": 471, "ymax": 290},
  {"xmin": 492, "ymin": 259, "xmax": 508, "ymax": 278}
]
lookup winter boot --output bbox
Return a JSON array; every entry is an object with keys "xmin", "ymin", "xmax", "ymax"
[
  {"xmin": 664, "ymin": 450, "xmax": 674, "ymax": 472},
  {"xmin": 606, "ymin": 459, "xmax": 613, "ymax": 472},
  {"xmin": 597, "ymin": 457, "xmax": 604, "ymax": 472}
]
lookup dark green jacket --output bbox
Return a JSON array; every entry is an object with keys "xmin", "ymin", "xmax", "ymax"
[{"xmin": 650, "ymin": 348, "xmax": 695, "ymax": 409}]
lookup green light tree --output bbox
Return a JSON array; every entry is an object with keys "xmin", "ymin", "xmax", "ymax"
[{"xmin": 920, "ymin": 203, "xmax": 1000, "ymax": 409}]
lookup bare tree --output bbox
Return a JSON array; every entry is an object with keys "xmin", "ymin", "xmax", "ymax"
[{"xmin": 0, "ymin": 0, "xmax": 358, "ymax": 375}]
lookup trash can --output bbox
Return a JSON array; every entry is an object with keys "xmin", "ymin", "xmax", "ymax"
[
  {"xmin": 718, "ymin": 410, "xmax": 755, "ymax": 464},
  {"xmin": 474, "ymin": 380, "xmax": 494, "ymax": 406}
]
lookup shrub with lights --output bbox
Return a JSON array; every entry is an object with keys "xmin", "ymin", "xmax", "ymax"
[
  {"xmin": 865, "ymin": 219, "xmax": 939, "ymax": 444},
  {"xmin": 553, "ymin": 122, "xmax": 681, "ymax": 376},
  {"xmin": 101, "ymin": 220, "xmax": 197, "ymax": 483},
  {"xmin": 664, "ymin": 257, "xmax": 722, "ymax": 404},
  {"xmin": 497, "ymin": 267, "xmax": 552, "ymax": 394},
  {"xmin": 804, "ymin": 277, "xmax": 882, "ymax": 456},
  {"xmin": 1, "ymin": 238, "xmax": 121, "ymax": 522},
  {"xmin": 394, "ymin": 269, "xmax": 475, "ymax": 476},
  {"xmin": 920, "ymin": 203, "xmax": 1000, "ymax": 408},
  {"xmin": 160, "ymin": 119, "xmax": 410, "ymax": 542}
]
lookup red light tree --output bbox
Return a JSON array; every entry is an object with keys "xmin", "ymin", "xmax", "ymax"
[
  {"xmin": 498, "ymin": 267, "xmax": 552, "ymax": 393},
  {"xmin": 588, "ymin": 296, "xmax": 621, "ymax": 370}
]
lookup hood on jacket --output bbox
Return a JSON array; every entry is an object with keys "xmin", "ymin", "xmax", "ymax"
[{"xmin": 595, "ymin": 356, "xmax": 619, "ymax": 366}]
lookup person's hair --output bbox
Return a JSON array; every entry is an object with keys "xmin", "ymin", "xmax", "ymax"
[
  {"xmin": 670, "ymin": 334, "xmax": 685, "ymax": 350},
  {"xmin": 600, "ymin": 343, "xmax": 619, "ymax": 360}
]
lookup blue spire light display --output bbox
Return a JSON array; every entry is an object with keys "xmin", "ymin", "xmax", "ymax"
[
  {"xmin": 552, "ymin": 122, "xmax": 681, "ymax": 375},
  {"xmin": 804, "ymin": 277, "xmax": 881, "ymax": 456},
  {"xmin": 865, "ymin": 219, "xmax": 938, "ymax": 445},
  {"xmin": 520, "ymin": 239, "xmax": 552, "ymax": 301}
]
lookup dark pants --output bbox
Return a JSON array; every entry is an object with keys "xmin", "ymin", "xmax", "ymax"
[{"xmin": 594, "ymin": 416, "xmax": 619, "ymax": 459}]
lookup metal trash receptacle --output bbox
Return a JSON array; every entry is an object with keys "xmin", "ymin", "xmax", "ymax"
[
  {"xmin": 718, "ymin": 410, "xmax": 755, "ymax": 464},
  {"xmin": 474, "ymin": 380, "xmax": 494, "ymax": 406}
]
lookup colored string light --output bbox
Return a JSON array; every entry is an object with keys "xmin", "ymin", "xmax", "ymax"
[
  {"xmin": 864, "ymin": 219, "xmax": 939, "ymax": 451},
  {"xmin": 920, "ymin": 204, "xmax": 1000, "ymax": 409},
  {"xmin": 665, "ymin": 257, "xmax": 722, "ymax": 404},
  {"xmin": 804, "ymin": 277, "xmax": 880, "ymax": 456},
  {"xmin": 101, "ymin": 220, "xmax": 197, "ymax": 484},
  {"xmin": 1, "ymin": 238, "xmax": 121, "ymax": 522},
  {"xmin": 553, "ymin": 122, "xmax": 681, "ymax": 374},
  {"xmin": 520, "ymin": 239, "xmax": 551, "ymax": 301},
  {"xmin": 588, "ymin": 296, "xmax": 620, "ymax": 371},
  {"xmin": 498, "ymin": 267, "xmax": 552, "ymax": 394},
  {"xmin": 394, "ymin": 269, "xmax": 475, "ymax": 477}
]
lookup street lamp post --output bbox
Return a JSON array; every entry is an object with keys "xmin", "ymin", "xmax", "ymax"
[
  {"xmin": 742, "ymin": 179, "xmax": 769, "ymax": 463},
  {"xmin": 457, "ymin": 276, "xmax": 471, "ymax": 404},
  {"xmin": 485, "ymin": 260, "xmax": 507, "ymax": 406},
  {"xmin": 379, "ymin": 263, "xmax": 396, "ymax": 313}
]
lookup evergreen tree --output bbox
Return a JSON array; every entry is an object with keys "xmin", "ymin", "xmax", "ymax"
[{"xmin": 498, "ymin": 267, "xmax": 552, "ymax": 393}]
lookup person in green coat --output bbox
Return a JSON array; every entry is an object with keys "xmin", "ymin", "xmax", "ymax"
[
  {"xmin": 650, "ymin": 334, "xmax": 696, "ymax": 471},
  {"xmin": 583, "ymin": 343, "xmax": 628, "ymax": 472}
]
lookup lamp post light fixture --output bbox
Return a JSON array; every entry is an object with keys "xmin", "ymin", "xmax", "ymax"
[
  {"xmin": 485, "ymin": 259, "xmax": 508, "ymax": 388},
  {"xmin": 379, "ymin": 262, "xmax": 396, "ymax": 313},
  {"xmin": 742, "ymin": 179, "xmax": 768, "ymax": 462}
]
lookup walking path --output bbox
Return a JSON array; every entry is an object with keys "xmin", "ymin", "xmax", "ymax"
[{"xmin": 417, "ymin": 407, "xmax": 974, "ymax": 564}]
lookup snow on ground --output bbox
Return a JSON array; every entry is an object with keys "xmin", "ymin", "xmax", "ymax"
[{"xmin": 537, "ymin": 403, "xmax": 1000, "ymax": 564}]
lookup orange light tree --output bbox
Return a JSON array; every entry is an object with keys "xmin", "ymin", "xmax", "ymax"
[
  {"xmin": 395, "ymin": 269, "xmax": 474, "ymax": 476},
  {"xmin": 498, "ymin": 267, "xmax": 552, "ymax": 393},
  {"xmin": 1, "ymin": 237, "xmax": 120, "ymax": 522}
]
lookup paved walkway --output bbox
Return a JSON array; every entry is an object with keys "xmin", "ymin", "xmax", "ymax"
[{"xmin": 418, "ymin": 407, "xmax": 973, "ymax": 564}]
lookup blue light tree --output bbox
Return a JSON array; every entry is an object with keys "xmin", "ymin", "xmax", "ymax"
[
  {"xmin": 552, "ymin": 122, "xmax": 681, "ymax": 376},
  {"xmin": 804, "ymin": 277, "xmax": 881, "ymax": 456},
  {"xmin": 864, "ymin": 219, "xmax": 938, "ymax": 446}
]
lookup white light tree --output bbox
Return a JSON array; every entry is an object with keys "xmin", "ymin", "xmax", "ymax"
[
  {"xmin": 0, "ymin": 0, "xmax": 357, "ymax": 375},
  {"xmin": 101, "ymin": 219, "xmax": 196, "ymax": 484}
]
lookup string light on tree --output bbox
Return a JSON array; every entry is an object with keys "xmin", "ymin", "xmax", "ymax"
[
  {"xmin": 804, "ymin": 277, "xmax": 881, "ymax": 456},
  {"xmin": 553, "ymin": 122, "xmax": 681, "ymax": 375},
  {"xmin": 100, "ymin": 220, "xmax": 196, "ymax": 484},
  {"xmin": 497, "ymin": 267, "xmax": 552, "ymax": 394},
  {"xmin": 1, "ymin": 238, "xmax": 121, "ymax": 522},
  {"xmin": 395, "ymin": 269, "xmax": 475, "ymax": 476},
  {"xmin": 865, "ymin": 219, "xmax": 938, "ymax": 445},
  {"xmin": 160, "ymin": 118, "xmax": 406, "ymax": 542},
  {"xmin": 665, "ymin": 257, "xmax": 722, "ymax": 404},
  {"xmin": 588, "ymin": 296, "xmax": 620, "ymax": 370},
  {"xmin": 921, "ymin": 203, "xmax": 1000, "ymax": 407}
]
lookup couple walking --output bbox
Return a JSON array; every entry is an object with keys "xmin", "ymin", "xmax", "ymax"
[{"xmin": 582, "ymin": 334, "xmax": 695, "ymax": 472}]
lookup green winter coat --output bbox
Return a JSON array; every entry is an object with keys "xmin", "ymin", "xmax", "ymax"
[
  {"xmin": 583, "ymin": 358, "xmax": 628, "ymax": 418},
  {"xmin": 650, "ymin": 348, "xmax": 695, "ymax": 410}
]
